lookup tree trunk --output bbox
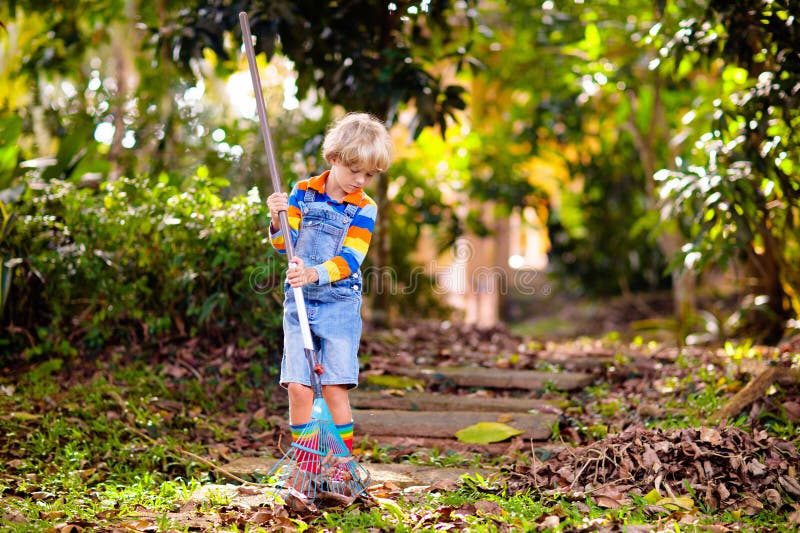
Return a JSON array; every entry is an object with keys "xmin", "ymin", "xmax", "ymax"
[
  {"xmin": 370, "ymin": 171, "xmax": 392, "ymax": 328},
  {"xmin": 625, "ymin": 74, "xmax": 695, "ymax": 331}
]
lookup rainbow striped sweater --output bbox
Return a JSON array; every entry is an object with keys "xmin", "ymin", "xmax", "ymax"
[{"xmin": 269, "ymin": 171, "xmax": 377, "ymax": 285}]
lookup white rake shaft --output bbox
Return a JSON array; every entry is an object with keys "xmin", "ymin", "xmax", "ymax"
[{"xmin": 238, "ymin": 12, "xmax": 316, "ymax": 359}]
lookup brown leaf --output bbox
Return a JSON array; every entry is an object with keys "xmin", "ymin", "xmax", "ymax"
[
  {"xmin": 717, "ymin": 483, "xmax": 731, "ymax": 502},
  {"xmin": 782, "ymin": 401, "xmax": 800, "ymax": 422},
  {"xmin": 764, "ymin": 488, "xmax": 782, "ymax": 508},
  {"xmin": 736, "ymin": 494, "xmax": 764, "ymax": 515},
  {"xmin": 474, "ymin": 500, "xmax": 503, "ymax": 515},
  {"xmin": 642, "ymin": 504, "xmax": 670, "ymax": 516},
  {"xmin": 699, "ymin": 427, "xmax": 722, "ymax": 446},
  {"xmin": 642, "ymin": 444, "xmax": 662, "ymax": 472},
  {"xmin": 538, "ymin": 515, "xmax": 560, "ymax": 530},
  {"xmin": 595, "ymin": 495, "xmax": 622, "ymax": 509},
  {"xmin": 789, "ymin": 506, "xmax": 800, "ymax": 524},
  {"xmin": 55, "ymin": 525, "xmax": 84, "ymax": 533},
  {"xmin": 626, "ymin": 526, "xmax": 657, "ymax": 533},
  {"xmin": 779, "ymin": 475, "xmax": 800, "ymax": 497},
  {"xmin": 316, "ymin": 490, "xmax": 356, "ymax": 507},
  {"xmin": 249, "ymin": 511, "xmax": 272, "ymax": 525},
  {"xmin": 636, "ymin": 403, "xmax": 664, "ymax": 418},
  {"xmin": 282, "ymin": 488, "xmax": 317, "ymax": 513},
  {"xmin": 698, "ymin": 525, "xmax": 731, "ymax": 533},
  {"xmin": 430, "ymin": 478, "xmax": 459, "ymax": 491},
  {"xmin": 237, "ymin": 486, "xmax": 263, "ymax": 496},
  {"xmin": 747, "ymin": 459, "xmax": 767, "ymax": 477}
]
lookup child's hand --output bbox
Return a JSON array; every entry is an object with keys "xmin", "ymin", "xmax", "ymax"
[
  {"xmin": 266, "ymin": 192, "xmax": 289, "ymax": 229},
  {"xmin": 287, "ymin": 257, "xmax": 320, "ymax": 288}
]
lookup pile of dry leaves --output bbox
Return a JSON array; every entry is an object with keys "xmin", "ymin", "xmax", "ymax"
[
  {"xmin": 360, "ymin": 319, "xmax": 537, "ymax": 368},
  {"xmin": 508, "ymin": 424, "xmax": 800, "ymax": 513}
]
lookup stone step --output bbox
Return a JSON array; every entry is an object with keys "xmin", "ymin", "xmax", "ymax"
[
  {"xmin": 353, "ymin": 409, "xmax": 557, "ymax": 441},
  {"xmin": 349, "ymin": 390, "xmax": 565, "ymax": 414},
  {"xmin": 374, "ymin": 365, "xmax": 593, "ymax": 391},
  {"xmin": 219, "ymin": 456, "xmax": 495, "ymax": 490}
]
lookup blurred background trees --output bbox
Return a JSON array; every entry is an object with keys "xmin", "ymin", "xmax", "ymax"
[{"xmin": 1, "ymin": 0, "xmax": 798, "ymax": 358}]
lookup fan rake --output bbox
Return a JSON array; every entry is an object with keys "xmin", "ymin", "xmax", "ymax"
[{"xmin": 267, "ymin": 382, "xmax": 371, "ymax": 504}]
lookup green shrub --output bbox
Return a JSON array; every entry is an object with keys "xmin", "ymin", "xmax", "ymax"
[{"xmin": 3, "ymin": 169, "xmax": 284, "ymax": 358}]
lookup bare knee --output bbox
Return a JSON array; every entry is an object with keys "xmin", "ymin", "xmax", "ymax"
[{"xmin": 287, "ymin": 383, "xmax": 313, "ymax": 423}]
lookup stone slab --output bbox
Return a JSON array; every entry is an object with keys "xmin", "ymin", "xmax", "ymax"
[
  {"xmin": 379, "ymin": 365, "xmax": 593, "ymax": 391},
  {"xmin": 353, "ymin": 409, "xmax": 556, "ymax": 440},
  {"xmin": 349, "ymin": 390, "xmax": 565, "ymax": 413},
  {"xmin": 219, "ymin": 456, "xmax": 493, "ymax": 489}
]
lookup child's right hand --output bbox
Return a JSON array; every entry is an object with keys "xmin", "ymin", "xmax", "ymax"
[{"xmin": 267, "ymin": 192, "xmax": 289, "ymax": 228}]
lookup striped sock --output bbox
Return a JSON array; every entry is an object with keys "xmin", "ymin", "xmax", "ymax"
[
  {"xmin": 290, "ymin": 422, "xmax": 310, "ymax": 442},
  {"xmin": 290, "ymin": 422, "xmax": 319, "ymax": 472},
  {"xmin": 335, "ymin": 421, "xmax": 354, "ymax": 453}
]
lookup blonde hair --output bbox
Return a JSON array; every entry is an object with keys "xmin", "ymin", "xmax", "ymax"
[{"xmin": 322, "ymin": 113, "xmax": 394, "ymax": 173}]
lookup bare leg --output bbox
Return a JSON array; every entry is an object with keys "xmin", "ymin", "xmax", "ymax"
[
  {"xmin": 322, "ymin": 385, "xmax": 352, "ymax": 425},
  {"xmin": 287, "ymin": 383, "xmax": 314, "ymax": 424}
]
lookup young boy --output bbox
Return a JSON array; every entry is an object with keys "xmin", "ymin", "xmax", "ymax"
[{"xmin": 266, "ymin": 112, "xmax": 394, "ymax": 463}]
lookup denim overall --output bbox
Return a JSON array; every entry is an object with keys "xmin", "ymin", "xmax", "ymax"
[{"xmin": 280, "ymin": 187, "xmax": 364, "ymax": 389}]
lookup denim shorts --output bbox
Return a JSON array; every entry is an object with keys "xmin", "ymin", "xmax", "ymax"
[{"xmin": 280, "ymin": 273, "xmax": 363, "ymax": 390}]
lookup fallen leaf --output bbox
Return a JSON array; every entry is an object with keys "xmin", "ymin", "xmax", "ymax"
[
  {"xmin": 474, "ymin": 500, "xmax": 503, "ymax": 515},
  {"xmin": 10, "ymin": 412, "xmax": 41, "ymax": 421},
  {"xmin": 737, "ymin": 495, "xmax": 764, "ymax": 515},
  {"xmin": 237, "ymin": 486, "xmax": 263, "ymax": 496},
  {"xmin": 747, "ymin": 459, "xmax": 767, "ymax": 476},
  {"xmin": 643, "ymin": 488, "xmax": 661, "ymax": 504},
  {"xmin": 764, "ymin": 488, "xmax": 781, "ymax": 507},
  {"xmin": 780, "ymin": 475, "xmax": 800, "ymax": 497},
  {"xmin": 657, "ymin": 496, "xmax": 695, "ymax": 512},
  {"xmin": 595, "ymin": 495, "xmax": 622, "ymax": 509},
  {"xmin": 538, "ymin": 515, "xmax": 560, "ymax": 530},
  {"xmin": 782, "ymin": 401, "xmax": 800, "ymax": 422},
  {"xmin": 455, "ymin": 422, "xmax": 523, "ymax": 444},
  {"xmin": 642, "ymin": 444, "xmax": 662, "ymax": 472},
  {"xmin": 699, "ymin": 427, "xmax": 722, "ymax": 446},
  {"xmin": 374, "ymin": 496, "xmax": 405, "ymax": 521},
  {"xmin": 248, "ymin": 511, "xmax": 272, "ymax": 525}
]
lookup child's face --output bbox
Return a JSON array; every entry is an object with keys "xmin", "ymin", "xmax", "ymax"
[{"xmin": 330, "ymin": 161, "xmax": 378, "ymax": 195}]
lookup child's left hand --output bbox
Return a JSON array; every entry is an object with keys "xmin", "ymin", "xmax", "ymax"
[{"xmin": 287, "ymin": 257, "xmax": 320, "ymax": 288}]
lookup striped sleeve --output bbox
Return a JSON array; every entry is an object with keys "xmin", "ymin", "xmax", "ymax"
[
  {"xmin": 269, "ymin": 182, "xmax": 304, "ymax": 253},
  {"xmin": 314, "ymin": 198, "xmax": 377, "ymax": 285}
]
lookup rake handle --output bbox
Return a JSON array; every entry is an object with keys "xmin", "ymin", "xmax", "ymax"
[{"xmin": 239, "ymin": 12, "xmax": 322, "ymax": 393}]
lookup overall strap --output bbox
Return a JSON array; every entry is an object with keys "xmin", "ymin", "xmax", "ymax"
[
  {"xmin": 303, "ymin": 187, "xmax": 317, "ymax": 203},
  {"xmin": 343, "ymin": 202, "xmax": 359, "ymax": 219}
]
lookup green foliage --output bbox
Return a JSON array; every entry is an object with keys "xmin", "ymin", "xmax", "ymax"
[
  {"xmin": 654, "ymin": 0, "xmax": 800, "ymax": 341},
  {"xmin": 155, "ymin": 1, "xmax": 475, "ymax": 127},
  {"xmin": 548, "ymin": 138, "xmax": 671, "ymax": 296},
  {"xmin": 3, "ymin": 170, "xmax": 283, "ymax": 356},
  {"xmin": 468, "ymin": 0, "xmax": 679, "ymax": 297}
]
